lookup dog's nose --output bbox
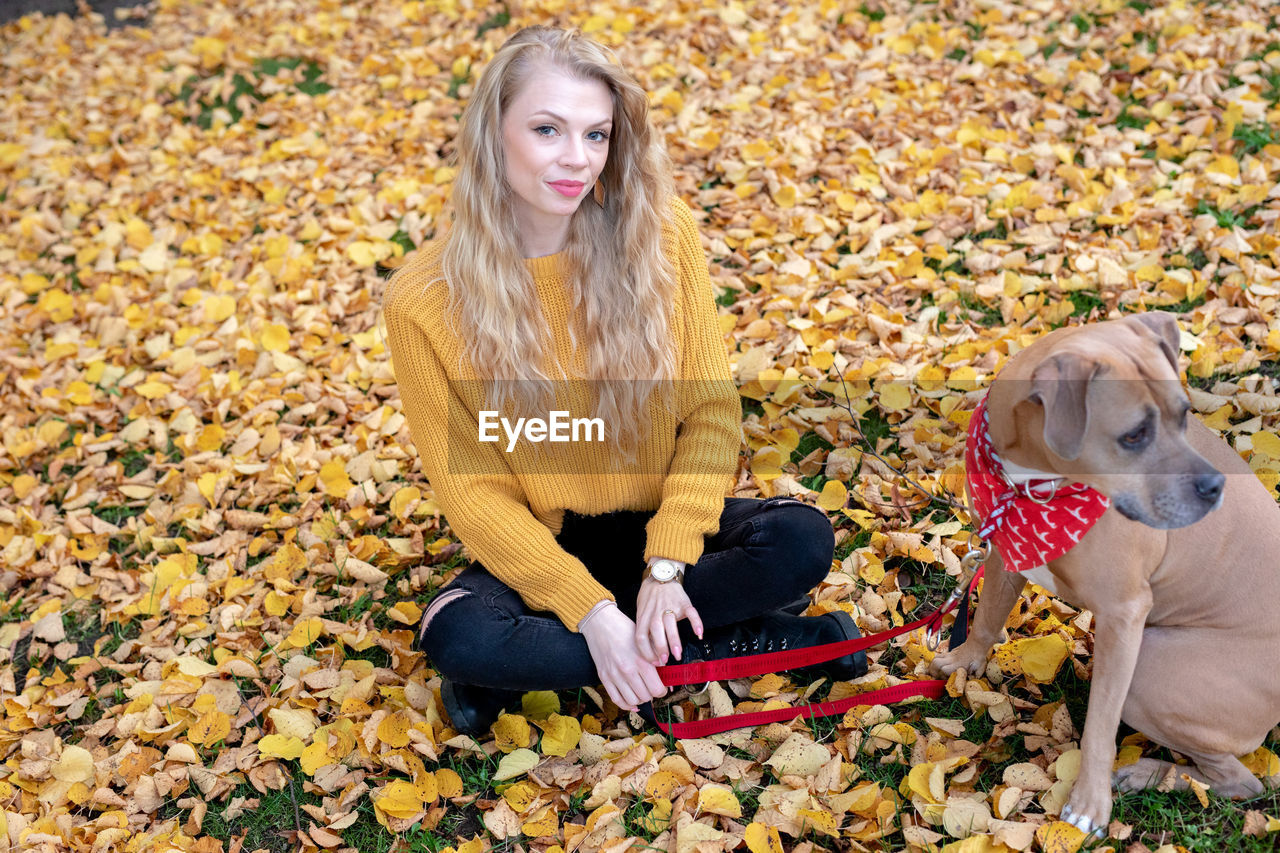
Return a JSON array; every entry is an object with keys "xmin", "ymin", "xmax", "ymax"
[{"xmin": 1194, "ymin": 472, "xmax": 1224, "ymax": 504}]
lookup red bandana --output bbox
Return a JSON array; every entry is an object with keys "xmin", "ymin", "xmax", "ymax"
[{"xmin": 964, "ymin": 395, "xmax": 1110, "ymax": 573}]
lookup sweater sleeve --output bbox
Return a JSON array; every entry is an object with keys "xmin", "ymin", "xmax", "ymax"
[
  {"xmin": 382, "ymin": 270, "xmax": 614, "ymax": 632},
  {"xmin": 643, "ymin": 199, "xmax": 742, "ymax": 565}
]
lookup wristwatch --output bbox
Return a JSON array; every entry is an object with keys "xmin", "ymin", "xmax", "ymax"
[{"xmin": 643, "ymin": 558, "xmax": 685, "ymax": 584}]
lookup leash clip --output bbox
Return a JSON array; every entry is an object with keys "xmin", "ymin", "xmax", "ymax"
[
  {"xmin": 959, "ymin": 545, "xmax": 989, "ymax": 573},
  {"xmin": 925, "ymin": 543, "xmax": 988, "ymax": 651},
  {"xmin": 924, "ymin": 583, "xmax": 968, "ymax": 650}
]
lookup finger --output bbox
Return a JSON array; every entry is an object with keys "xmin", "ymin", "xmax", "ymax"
[
  {"xmin": 638, "ymin": 663, "xmax": 667, "ymax": 702},
  {"xmin": 685, "ymin": 605, "xmax": 705, "ymax": 639},
  {"xmin": 607, "ymin": 678, "xmax": 639, "ymax": 712},
  {"xmin": 663, "ymin": 610, "xmax": 680, "ymax": 661},
  {"xmin": 634, "ymin": 621, "xmax": 656, "ymax": 663}
]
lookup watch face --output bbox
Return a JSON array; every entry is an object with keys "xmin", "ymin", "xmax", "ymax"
[{"xmin": 651, "ymin": 561, "xmax": 678, "ymax": 582}]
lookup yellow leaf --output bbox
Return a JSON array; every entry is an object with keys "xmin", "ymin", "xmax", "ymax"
[
  {"xmin": 493, "ymin": 713, "xmax": 531, "ymax": 752},
  {"xmin": 997, "ymin": 634, "xmax": 1070, "ymax": 683},
  {"xmin": 388, "ymin": 601, "xmax": 421, "ymax": 625},
  {"xmin": 798, "ymin": 807, "xmax": 840, "ymax": 837},
  {"xmin": 197, "ymin": 472, "xmax": 219, "ymax": 506},
  {"xmin": 697, "ymin": 783, "xmax": 742, "ymax": 818},
  {"xmin": 261, "ymin": 323, "xmax": 290, "ymax": 353},
  {"xmin": 300, "ymin": 738, "xmax": 331, "ymax": 775},
  {"xmin": 751, "ymin": 446, "xmax": 784, "ymax": 482},
  {"xmin": 522, "ymin": 806, "xmax": 558, "ymax": 837},
  {"xmin": 390, "ymin": 486, "xmax": 421, "ymax": 519},
  {"xmin": 437, "ymin": 767, "xmax": 463, "ymax": 798},
  {"xmin": 521, "ymin": 690, "xmax": 560, "ymax": 720},
  {"xmin": 744, "ymin": 822, "xmax": 785, "ymax": 853},
  {"xmin": 1182, "ymin": 773, "xmax": 1211, "ymax": 808},
  {"xmin": 196, "ymin": 424, "xmax": 225, "ymax": 452},
  {"xmin": 773, "ymin": 184, "xmax": 797, "ymax": 208},
  {"xmin": 135, "ymin": 380, "xmax": 172, "ymax": 399},
  {"xmin": 258, "ymin": 734, "xmax": 305, "ymax": 759},
  {"xmin": 1251, "ymin": 432, "xmax": 1280, "ymax": 459},
  {"xmin": 645, "ymin": 770, "xmax": 680, "ymax": 800},
  {"xmin": 286, "ymin": 616, "xmax": 325, "ymax": 649},
  {"xmin": 204, "ymin": 293, "xmax": 236, "ymax": 323},
  {"xmin": 0, "ymin": 142, "xmax": 24, "ymax": 166},
  {"xmin": 503, "ymin": 780, "xmax": 538, "ymax": 811},
  {"xmin": 51, "ymin": 746, "xmax": 94, "ymax": 784},
  {"xmin": 1034, "ymin": 820, "xmax": 1086, "ymax": 853},
  {"xmin": 374, "ymin": 779, "xmax": 424, "ymax": 819},
  {"xmin": 416, "ymin": 770, "xmax": 438, "ymax": 804},
  {"xmin": 817, "ymin": 480, "xmax": 848, "ymax": 511},
  {"xmin": 319, "ymin": 460, "xmax": 354, "ymax": 498},
  {"xmin": 125, "ymin": 219, "xmax": 153, "ymax": 250},
  {"xmin": 878, "ymin": 382, "xmax": 912, "ymax": 411},
  {"xmin": 1207, "ymin": 154, "xmax": 1240, "ymax": 179},
  {"xmin": 187, "ymin": 710, "xmax": 231, "ymax": 747},
  {"xmin": 538, "ymin": 713, "xmax": 580, "ymax": 757},
  {"xmin": 1240, "ymin": 746, "xmax": 1280, "ymax": 778},
  {"xmin": 378, "ymin": 711, "xmax": 411, "ymax": 748},
  {"xmin": 494, "ymin": 748, "xmax": 539, "ymax": 781}
]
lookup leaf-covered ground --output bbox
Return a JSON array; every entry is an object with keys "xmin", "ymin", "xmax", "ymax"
[{"xmin": 2, "ymin": 0, "xmax": 1279, "ymax": 851}]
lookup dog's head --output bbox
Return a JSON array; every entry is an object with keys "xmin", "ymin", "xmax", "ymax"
[{"xmin": 996, "ymin": 312, "xmax": 1225, "ymax": 529}]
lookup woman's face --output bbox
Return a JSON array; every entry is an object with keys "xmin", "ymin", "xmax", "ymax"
[{"xmin": 501, "ymin": 63, "xmax": 612, "ymax": 253}]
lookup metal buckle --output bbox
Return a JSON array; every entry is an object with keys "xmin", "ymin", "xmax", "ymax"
[
  {"xmin": 925, "ymin": 540, "xmax": 988, "ymax": 651},
  {"xmin": 1024, "ymin": 479, "xmax": 1059, "ymax": 505}
]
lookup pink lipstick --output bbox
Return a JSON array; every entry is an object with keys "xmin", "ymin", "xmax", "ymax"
[{"xmin": 548, "ymin": 180, "xmax": 585, "ymax": 197}]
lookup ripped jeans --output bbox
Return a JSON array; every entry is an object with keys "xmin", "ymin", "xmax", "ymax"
[{"xmin": 416, "ymin": 496, "xmax": 836, "ymax": 691}]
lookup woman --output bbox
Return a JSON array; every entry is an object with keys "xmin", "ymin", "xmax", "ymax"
[{"xmin": 382, "ymin": 26, "xmax": 864, "ymax": 735}]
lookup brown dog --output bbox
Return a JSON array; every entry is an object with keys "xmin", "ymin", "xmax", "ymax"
[{"xmin": 930, "ymin": 312, "xmax": 1280, "ymax": 836}]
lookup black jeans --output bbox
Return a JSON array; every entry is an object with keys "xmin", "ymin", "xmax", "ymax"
[{"xmin": 419, "ymin": 496, "xmax": 836, "ymax": 690}]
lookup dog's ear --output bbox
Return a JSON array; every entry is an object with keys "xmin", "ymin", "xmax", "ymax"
[
  {"xmin": 1129, "ymin": 311, "xmax": 1181, "ymax": 373},
  {"xmin": 1027, "ymin": 353, "xmax": 1105, "ymax": 460}
]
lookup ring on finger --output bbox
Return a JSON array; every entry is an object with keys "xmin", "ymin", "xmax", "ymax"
[{"xmin": 663, "ymin": 609, "xmax": 676, "ymax": 616}]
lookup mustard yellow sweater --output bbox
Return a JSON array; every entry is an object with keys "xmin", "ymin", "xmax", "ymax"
[{"xmin": 382, "ymin": 198, "xmax": 741, "ymax": 631}]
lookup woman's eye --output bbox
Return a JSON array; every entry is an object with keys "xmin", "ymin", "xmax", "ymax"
[
  {"xmin": 588, "ymin": 130, "xmax": 610, "ymax": 142},
  {"xmin": 534, "ymin": 125, "xmax": 556, "ymax": 136}
]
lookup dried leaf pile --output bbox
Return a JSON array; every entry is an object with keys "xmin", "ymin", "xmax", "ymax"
[{"xmin": 2, "ymin": 0, "xmax": 1279, "ymax": 851}]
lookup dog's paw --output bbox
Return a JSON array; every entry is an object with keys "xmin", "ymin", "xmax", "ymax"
[
  {"xmin": 1114, "ymin": 757, "xmax": 1176, "ymax": 793},
  {"xmin": 1061, "ymin": 788, "xmax": 1112, "ymax": 840},
  {"xmin": 928, "ymin": 643, "xmax": 988, "ymax": 678}
]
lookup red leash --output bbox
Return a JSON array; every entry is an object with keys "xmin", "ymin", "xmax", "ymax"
[{"xmin": 644, "ymin": 568, "xmax": 985, "ymax": 737}]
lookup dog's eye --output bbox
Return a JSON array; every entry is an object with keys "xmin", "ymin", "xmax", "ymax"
[{"xmin": 1119, "ymin": 425, "xmax": 1150, "ymax": 449}]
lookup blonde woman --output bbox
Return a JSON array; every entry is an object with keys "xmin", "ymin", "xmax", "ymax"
[{"xmin": 383, "ymin": 26, "xmax": 864, "ymax": 735}]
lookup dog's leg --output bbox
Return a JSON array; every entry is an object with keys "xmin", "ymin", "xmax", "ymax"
[
  {"xmin": 1061, "ymin": 594, "xmax": 1151, "ymax": 837},
  {"xmin": 1114, "ymin": 755, "xmax": 1265, "ymax": 798},
  {"xmin": 1116, "ymin": 626, "xmax": 1272, "ymax": 799},
  {"xmin": 930, "ymin": 548, "xmax": 1024, "ymax": 676}
]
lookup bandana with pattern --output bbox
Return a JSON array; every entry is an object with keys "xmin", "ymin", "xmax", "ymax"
[{"xmin": 965, "ymin": 395, "xmax": 1110, "ymax": 573}]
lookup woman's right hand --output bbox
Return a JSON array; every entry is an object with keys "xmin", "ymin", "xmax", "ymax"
[{"xmin": 579, "ymin": 603, "xmax": 668, "ymax": 711}]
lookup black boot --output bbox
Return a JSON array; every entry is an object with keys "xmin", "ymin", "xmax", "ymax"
[
  {"xmin": 439, "ymin": 679, "xmax": 523, "ymax": 737},
  {"xmin": 676, "ymin": 610, "xmax": 867, "ymax": 682}
]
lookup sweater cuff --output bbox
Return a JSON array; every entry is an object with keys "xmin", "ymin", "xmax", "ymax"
[
  {"xmin": 556, "ymin": 573, "xmax": 616, "ymax": 633},
  {"xmin": 644, "ymin": 518, "xmax": 707, "ymax": 568}
]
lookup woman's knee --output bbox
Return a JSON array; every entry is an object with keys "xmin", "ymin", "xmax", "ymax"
[
  {"xmin": 417, "ymin": 590, "xmax": 486, "ymax": 680},
  {"xmin": 758, "ymin": 500, "xmax": 835, "ymax": 587}
]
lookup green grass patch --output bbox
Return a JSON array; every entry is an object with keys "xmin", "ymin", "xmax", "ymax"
[{"xmin": 1232, "ymin": 120, "xmax": 1278, "ymax": 156}]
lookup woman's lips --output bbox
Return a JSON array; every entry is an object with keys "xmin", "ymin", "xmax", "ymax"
[{"xmin": 548, "ymin": 180, "xmax": 585, "ymax": 197}]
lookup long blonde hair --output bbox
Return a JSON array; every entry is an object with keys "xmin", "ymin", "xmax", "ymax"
[{"xmin": 438, "ymin": 26, "xmax": 678, "ymax": 457}]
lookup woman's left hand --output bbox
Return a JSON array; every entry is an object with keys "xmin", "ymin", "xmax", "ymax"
[{"xmin": 635, "ymin": 578, "xmax": 703, "ymax": 665}]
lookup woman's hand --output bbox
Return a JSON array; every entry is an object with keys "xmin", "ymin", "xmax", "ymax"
[
  {"xmin": 579, "ymin": 603, "xmax": 668, "ymax": 711},
  {"xmin": 635, "ymin": 578, "xmax": 704, "ymax": 665}
]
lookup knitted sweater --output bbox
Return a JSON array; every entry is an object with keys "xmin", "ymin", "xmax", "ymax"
[{"xmin": 382, "ymin": 197, "xmax": 741, "ymax": 631}]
